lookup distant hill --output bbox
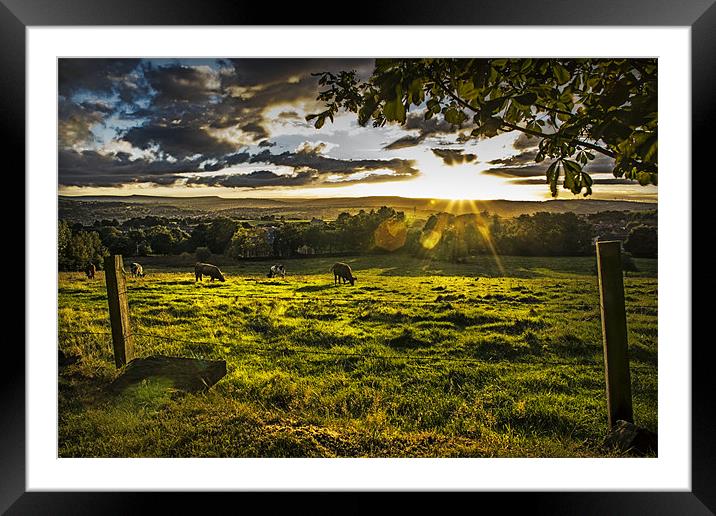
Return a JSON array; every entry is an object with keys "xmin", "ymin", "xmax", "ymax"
[{"xmin": 59, "ymin": 195, "xmax": 656, "ymax": 223}]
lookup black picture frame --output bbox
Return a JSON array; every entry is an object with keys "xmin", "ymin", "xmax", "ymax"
[{"xmin": 6, "ymin": 0, "xmax": 713, "ymax": 512}]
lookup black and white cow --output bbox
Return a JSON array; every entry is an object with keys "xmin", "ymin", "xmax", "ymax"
[{"xmin": 267, "ymin": 264, "xmax": 286, "ymax": 278}]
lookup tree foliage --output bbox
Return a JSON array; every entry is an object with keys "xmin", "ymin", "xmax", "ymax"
[
  {"xmin": 624, "ymin": 225, "xmax": 657, "ymax": 258},
  {"xmin": 58, "ymin": 220, "xmax": 108, "ymax": 271},
  {"xmin": 307, "ymin": 58, "xmax": 657, "ymax": 196}
]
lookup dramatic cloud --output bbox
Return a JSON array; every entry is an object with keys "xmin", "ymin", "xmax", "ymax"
[
  {"xmin": 248, "ymin": 147, "xmax": 418, "ymax": 178},
  {"xmin": 58, "ymin": 59, "xmax": 147, "ymax": 103},
  {"xmin": 482, "ymin": 165, "xmax": 549, "ymax": 178},
  {"xmin": 58, "ymin": 99, "xmax": 107, "ymax": 149},
  {"xmin": 512, "ymin": 132, "xmax": 540, "ymax": 150},
  {"xmin": 144, "ymin": 63, "xmax": 221, "ymax": 105},
  {"xmin": 123, "ymin": 125, "xmax": 239, "ymax": 160},
  {"xmin": 58, "ymin": 148, "xmax": 204, "ymax": 187},
  {"xmin": 511, "ymin": 177, "xmax": 640, "ymax": 186},
  {"xmin": 488, "ymin": 149, "xmax": 538, "ymax": 167},
  {"xmin": 485, "ymin": 144, "xmax": 615, "ymax": 178},
  {"xmin": 58, "ymin": 137, "xmax": 418, "ymax": 188},
  {"xmin": 383, "ymin": 111, "xmax": 471, "ymax": 149},
  {"xmin": 431, "ymin": 148, "xmax": 477, "ymax": 166},
  {"xmin": 57, "ymin": 58, "xmax": 649, "ymax": 200},
  {"xmin": 383, "ymin": 135, "xmax": 424, "ymax": 150},
  {"xmin": 186, "ymin": 170, "xmax": 317, "ymax": 188}
]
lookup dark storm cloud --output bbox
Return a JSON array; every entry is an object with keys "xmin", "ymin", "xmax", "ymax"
[
  {"xmin": 583, "ymin": 154, "xmax": 617, "ymax": 173},
  {"xmin": 58, "ymin": 58, "xmax": 433, "ymax": 190},
  {"xmin": 278, "ymin": 111, "xmax": 300, "ymax": 120},
  {"xmin": 383, "ymin": 111, "xmax": 471, "ymax": 149},
  {"xmin": 431, "ymin": 148, "xmax": 477, "ymax": 166},
  {"xmin": 58, "ymin": 141, "xmax": 419, "ymax": 188},
  {"xmin": 123, "ymin": 125, "xmax": 239, "ymax": 160},
  {"xmin": 488, "ymin": 150, "xmax": 538, "ymax": 167},
  {"xmin": 186, "ymin": 166, "xmax": 416, "ymax": 189},
  {"xmin": 59, "ymin": 59, "xmax": 148, "ymax": 104},
  {"xmin": 240, "ymin": 122, "xmax": 269, "ymax": 140},
  {"xmin": 58, "ymin": 99, "xmax": 106, "ymax": 148},
  {"xmin": 227, "ymin": 59, "xmax": 373, "ymax": 86},
  {"xmin": 383, "ymin": 135, "xmax": 424, "ymax": 150},
  {"xmin": 186, "ymin": 170, "xmax": 317, "ymax": 188},
  {"xmin": 512, "ymin": 132, "xmax": 540, "ymax": 150},
  {"xmin": 58, "ymin": 148, "xmax": 203, "ymax": 187},
  {"xmin": 482, "ymin": 164, "xmax": 549, "ymax": 178},
  {"xmin": 404, "ymin": 111, "xmax": 458, "ymax": 135},
  {"xmin": 486, "ymin": 147, "xmax": 615, "ymax": 178},
  {"xmin": 511, "ymin": 177, "xmax": 640, "ymax": 186},
  {"xmin": 249, "ymin": 147, "xmax": 419, "ymax": 177},
  {"xmin": 79, "ymin": 101, "xmax": 115, "ymax": 114},
  {"xmin": 144, "ymin": 63, "xmax": 220, "ymax": 105},
  {"xmin": 59, "ymin": 59, "xmax": 140, "ymax": 95}
]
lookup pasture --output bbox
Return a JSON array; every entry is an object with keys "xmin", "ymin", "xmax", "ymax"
[{"xmin": 58, "ymin": 254, "xmax": 658, "ymax": 457}]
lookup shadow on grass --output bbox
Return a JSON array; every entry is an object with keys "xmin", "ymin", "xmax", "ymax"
[{"xmin": 295, "ymin": 284, "xmax": 335, "ymax": 293}]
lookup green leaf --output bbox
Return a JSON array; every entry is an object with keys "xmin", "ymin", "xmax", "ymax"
[
  {"xmin": 553, "ymin": 64, "xmax": 570, "ymax": 85},
  {"xmin": 637, "ymin": 171, "xmax": 652, "ymax": 186},
  {"xmin": 514, "ymin": 92, "xmax": 537, "ymax": 106},
  {"xmin": 444, "ymin": 107, "xmax": 466, "ymax": 125},
  {"xmin": 546, "ymin": 161, "xmax": 560, "ymax": 197}
]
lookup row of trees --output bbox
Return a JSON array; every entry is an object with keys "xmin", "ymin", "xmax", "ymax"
[
  {"xmin": 224, "ymin": 209, "xmax": 656, "ymax": 261},
  {"xmin": 228, "ymin": 207, "xmax": 404, "ymax": 259},
  {"xmin": 58, "ymin": 208, "xmax": 657, "ymax": 270},
  {"xmin": 67, "ymin": 217, "xmax": 241, "ymax": 257}
]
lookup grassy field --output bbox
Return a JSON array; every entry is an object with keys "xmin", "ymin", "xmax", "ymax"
[{"xmin": 58, "ymin": 254, "xmax": 657, "ymax": 457}]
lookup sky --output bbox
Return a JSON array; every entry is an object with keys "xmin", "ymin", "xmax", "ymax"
[{"xmin": 58, "ymin": 58, "xmax": 657, "ymax": 202}]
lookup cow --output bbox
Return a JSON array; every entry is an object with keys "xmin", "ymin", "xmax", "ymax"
[
  {"xmin": 331, "ymin": 262, "xmax": 357, "ymax": 286},
  {"xmin": 267, "ymin": 264, "xmax": 286, "ymax": 278},
  {"xmin": 195, "ymin": 262, "xmax": 226, "ymax": 282},
  {"xmin": 129, "ymin": 262, "xmax": 145, "ymax": 277},
  {"xmin": 85, "ymin": 263, "xmax": 96, "ymax": 279}
]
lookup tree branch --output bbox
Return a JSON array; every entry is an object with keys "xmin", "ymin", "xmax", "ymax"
[{"xmin": 429, "ymin": 72, "xmax": 616, "ymax": 160}]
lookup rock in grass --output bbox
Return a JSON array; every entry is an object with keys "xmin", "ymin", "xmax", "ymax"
[
  {"xmin": 604, "ymin": 419, "xmax": 658, "ymax": 456},
  {"xmin": 109, "ymin": 355, "xmax": 227, "ymax": 393}
]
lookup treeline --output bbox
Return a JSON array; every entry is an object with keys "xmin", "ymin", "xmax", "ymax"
[{"xmin": 58, "ymin": 207, "xmax": 657, "ymax": 270}]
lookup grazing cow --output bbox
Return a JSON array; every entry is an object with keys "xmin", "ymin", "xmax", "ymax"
[
  {"xmin": 85, "ymin": 263, "xmax": 96, "ymax": 279},
  {"xmin": 267, "ymin": 264, "xmax": 286, "ymax": 278},
  {"xmin": 195, "ymin": 262, "xmax": 226, "ymax": 282},
  {"xmin": 331, "ymin": 262, "xmax": 357, "ymax": 286},
  {"xmin": 129, "ymin": 262, "xmax": 145, "ymax": 277}
]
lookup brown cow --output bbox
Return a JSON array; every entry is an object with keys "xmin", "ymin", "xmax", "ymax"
[
  {"xmin": 331, "ymin": 262, "xmax": 356, "ymax": 286},
  {"xmin": 195, "ymin": 262, "xmax": 226, "ymax": 282}
]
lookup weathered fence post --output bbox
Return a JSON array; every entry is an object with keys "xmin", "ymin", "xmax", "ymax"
[
  {"xmin": 104, "ymin": 255, "xmax": 134, "ymax": 368},
  {"xmin": 596, "ymin": 241, "xmax": 633, "ymax": 428}
]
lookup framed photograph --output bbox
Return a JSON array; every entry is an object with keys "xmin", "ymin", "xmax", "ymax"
[{"xmin": 9, "ymin": 0, "xmax": 713, "ymax": 512}]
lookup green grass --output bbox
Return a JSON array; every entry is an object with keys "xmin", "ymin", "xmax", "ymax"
[{"xmin": 58, "ymin": 254, "xmax": 657, "ymax": 457}]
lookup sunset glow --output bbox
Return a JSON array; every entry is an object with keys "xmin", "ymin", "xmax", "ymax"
[{"xmin": 58, "ymin": 58, "xmax": 656, "ymax": 203}]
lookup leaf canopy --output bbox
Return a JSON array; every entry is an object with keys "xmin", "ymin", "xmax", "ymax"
[{"xmin": 307, "ymin": 58, "xmax": 657, "ymax": 197}]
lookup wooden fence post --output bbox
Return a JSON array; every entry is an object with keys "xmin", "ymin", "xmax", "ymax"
[
  {"xmin": 104, "ymin": 255, "xmax": 134, "ymax": 368},
  {"xmin": 596, "ymin": 241, "xmax": 634, "ymax": 428}
]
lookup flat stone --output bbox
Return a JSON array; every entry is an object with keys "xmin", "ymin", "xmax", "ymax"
[
  {"xmin": 604, "ymin": 419, "xmax": 658, "ymax": 456},
  {"xmin": 109, "ymin": 355, "xmax": 227, "ymax": 393}
]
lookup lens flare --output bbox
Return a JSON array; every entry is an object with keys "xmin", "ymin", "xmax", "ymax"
[
  {"xmin": 374, "ymin": 217, "xmax": 407, "ymax": 251},
  {"xmin": 465, "ymin": 199, "xmax": 505, "ymax": 275}
]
